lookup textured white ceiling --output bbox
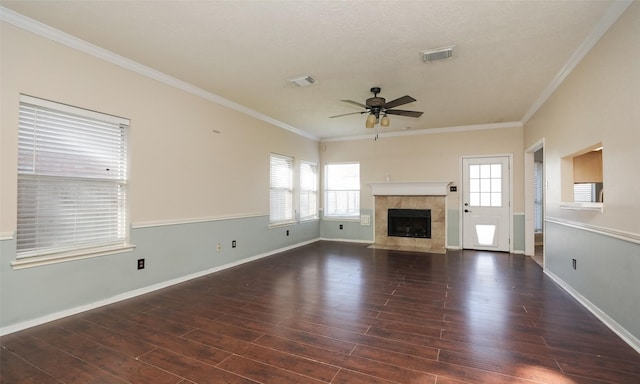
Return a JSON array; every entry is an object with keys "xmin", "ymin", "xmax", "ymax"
[{"xmin": 1, "ymin": 0, "xmax": 619, "ymax": 139}]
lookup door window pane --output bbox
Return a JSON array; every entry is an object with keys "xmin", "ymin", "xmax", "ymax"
[{"xmin": 469, "ymin": 162, "xmax": 503, "ymax": 207}]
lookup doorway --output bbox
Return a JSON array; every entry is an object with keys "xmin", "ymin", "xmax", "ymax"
[
  {"xmin": 525, "ymin": 140, "xmax": 545, "ymax": 265},
  {"xmin": 461, "ymin": 156, "xmax": 512, "ymax": 252}
]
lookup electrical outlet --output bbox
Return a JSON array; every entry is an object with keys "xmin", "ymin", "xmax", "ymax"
[
  {"xmin": 339, "ymin": 224, "xmax": 343, "ymax": 230},
  {"xmin": 572, "ymin": 258, "xmax": 577, "ymax": 270},
  {"xmin": 216, "ymin": 243, "xmax": 222, "ymax": 252},
  {"xmin": 137, "ymin": 258, "xmax": 145, "ymax": 270},
  {"xmin": 286, "ymin": 230, "xmax": 289, "ymax": 236},
  {"xmin": 232, "ymin": 240, "xmax": 237, "ymax": 248}
]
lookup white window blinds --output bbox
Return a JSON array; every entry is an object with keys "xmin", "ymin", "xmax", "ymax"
[
  {"xmin": 533, "ymin": 162, "xmax": 543, "ymax": 233},
  {"xmin": 299, "ymin": 161, "xmax": 318, "ymax": 221},
  {"xmin": 324, "ymin": 163, "xmax": 360, "ymax": 217},
  {"xmin": 574, "ymin": 183, "xmax": 596, "ymax": 202},
  {"xmin": 17, "ymin": 95, "xmax": 129, "ymax": 257},
  {"xmin": 269, "ymin": 154, "xmax": 293, "ymax": 224}
]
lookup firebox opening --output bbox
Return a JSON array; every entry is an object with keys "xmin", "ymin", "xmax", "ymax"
[{"xmin": 387, "ymin": 209, "xmax": 431, "ymax": 238}]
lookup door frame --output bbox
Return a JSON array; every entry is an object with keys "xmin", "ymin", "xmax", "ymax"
[
  {"xmin": 524, "ymin": 139, "xmax": 545, "ymax": 257},
  {"xmin": 459, "ymin": 154, "xmax": 514, "ymax": 252}
]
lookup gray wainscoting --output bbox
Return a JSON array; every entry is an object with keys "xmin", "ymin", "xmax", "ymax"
[
  {"xmin": 320, "ymin": 209, "xmax": 374, "ymax": 243},
  {"xmin": 0, "ymin": 215, "xmax": 319, "ymax": 334},
  {"xmin": 545, "ymin": 220, "xmax": 640, "ymax": 350}
]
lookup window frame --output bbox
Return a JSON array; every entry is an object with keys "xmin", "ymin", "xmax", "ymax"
[
  {"xmin": 13, "ymin": 95, "xmax": 133, "ymax": 269},
  {"xmin": 560, "ymin": 144, "xmax": 604, "ymax": 212},
  {"xmin": 323, "ymin": 162, "xmax": 361, "ymax": 219},
  {"xmin": 299, "ymin": 161, "xmax": 319, "ymax": 221},
  {"xmin": 269, "ymin": 153, "xmax": 295, "ymax": 226}
]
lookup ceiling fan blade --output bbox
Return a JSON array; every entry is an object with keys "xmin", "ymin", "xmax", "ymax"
[
  {"xmin": 383, "ymin": 95, "xmax": 416, "ymax": 109},
  {"xmin": 329, "ymin": 111, "xmax": 365, "ymax": 118},
  {"xmin": 385, "ymin": 109, "xmax": 424, "ymax": 118},
  {"xmin": 341, "ymin": 99, "xmax": 368, "ymax": 109}
]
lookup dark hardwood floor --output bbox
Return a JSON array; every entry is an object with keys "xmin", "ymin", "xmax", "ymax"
[{"xmin": 2, "ymin": 241, "xmax": 639, "ymax": 383}]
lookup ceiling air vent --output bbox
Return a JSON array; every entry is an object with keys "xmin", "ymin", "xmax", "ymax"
[
  {"xmin": 421, "ymin": 46, "xmax": 454, "ymax": 63},
  {"xmin": 288, "ymin": 75, "xmax": 316, "ymax": 87}
]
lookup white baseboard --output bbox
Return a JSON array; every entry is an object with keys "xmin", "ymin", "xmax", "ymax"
[
  {"xmin": 319, "ymin": 237, "xmax": 372, "ymax": 244},
  {"xmin": 545, "ymin": 270, "xmax": 640, "ymax": 354},
  {"xmin": 0, "ymin": 238, "xmax": 320, "ymax": 336}
]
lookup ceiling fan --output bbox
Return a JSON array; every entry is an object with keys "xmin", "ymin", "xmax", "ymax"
[{"xmin": 330, "ymin": 87, "xmax": 423, "ymax": 128}]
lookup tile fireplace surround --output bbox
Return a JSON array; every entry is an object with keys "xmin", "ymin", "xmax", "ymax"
[{"xmin": 370, "ymin": 182, "xmax": 451, "ymax": 254}]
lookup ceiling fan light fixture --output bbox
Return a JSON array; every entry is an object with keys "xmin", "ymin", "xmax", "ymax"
[
  {"xmin": 380, "ymin": 114, "xmax": 390, "ymax": 127},
  {"xmin": 365, "ymin": 113, "xmax": 376, "ymax": 128}
]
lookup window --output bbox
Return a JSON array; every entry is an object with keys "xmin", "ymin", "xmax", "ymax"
[
  {"xmin": 573, "ymin": 148, "xmax": 603, "ymax": 203},
  {"xmin": 533, "ymin": 161, "xmax": 543, "ymax": 232},
  {"xmin": 574, "ymin": 182, "xmax": 603, "ymax": 202},
  {"xmin": 299, "ymin": 161, "xmax": 318, "ymax": 221},
  {"xmin": 561, "ymin": 145, "xmax": 604, "ymax": 207},
  {"xmin": 468, "ymin": 163, "xmax": 502, "ymax": 207},
  {"xmin": 17, "ymin": 95, "xmax": 129, "ymax": 259},
  {"xmin": 324, "ymin": 163, "xmax": 360, "ymax": 218},
  {"xmin": 269, "ymin": 153, "xmax": 293, "ymax": 224}
]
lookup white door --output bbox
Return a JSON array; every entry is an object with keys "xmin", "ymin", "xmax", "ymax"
[{"xmin": 462, "ymin": 156, "xmax": 511, "ymax": 251}]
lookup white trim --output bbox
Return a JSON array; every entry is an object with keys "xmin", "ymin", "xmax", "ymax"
[
  {"xmin": 545, "ymin": 269, "xmax": 640, "ymax": 354},
  {"xmin": 0, "ymin": 238, "xmax": 320, "ymax": 336},
  {"xmin": 131, "ymin": 213, "xmax": 268, "ymax": 229},
  {"xmin": 319, "ymin": 238, "xmax": 372, "ymax": 245},
  {"xmin": 321, "ymin": 217, "xmax": 361, "ymax": 222},
  {"xmin": 521, "ymin": 0, "xmax": 633, "ymax": 123},
  {"xmin": 559, "ymin": 202, "xmax": 604, "ymax": 213},
  {"xmin": 0, "ymin": 7, "xmax": 318, "ymax": 142},
  {"xmin": 322, "ymin": 122, "xmax": 522, "ymax": 143},
  {"xmin": 369, "ymin": 182, "xmax": 451, "ymax": 196},
  {"xmin": 524, "ymin": 139, "xmax": 545, "ymax": 257},
  {"xmin": 0, "ymin": 232, "xmax": 14, "ymax": 241},
  {"xmin": 268, "ymin": 220, "xmax": 297, "ymax": 229},
  {"xmin": 11, "ymin": 244, "xmax": 136, "ymax": 270},
  {"xmin": 20, "ymin": 94, "xmax": 129, "ymax": 126},
  {"xmin": 546, "ymin": 217, "xmax": 640, "ymax": 245}
]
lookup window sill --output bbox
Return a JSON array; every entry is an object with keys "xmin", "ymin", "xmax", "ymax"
[
  {"xmin": 268, "ymin": 220, "xmax": 297, "ymax": 229},
  {"xmin": 559, "ymin": 202, "xmax": 604, "ymax": 213},
  {"xmin": 11, "ymin": 244, "xmax": 136, "ymax": 270},
  {"xmin": 322, "ymin": 216, "xmax": 361, "ymax": 222}
]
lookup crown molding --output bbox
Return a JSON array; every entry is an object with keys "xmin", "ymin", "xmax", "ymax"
[
  {"xmin": 0, "ymin": 7, "xmax": 318, "ymax": 142},
  {"xmin": 521, "ymin": 0, "xmax": 633, "ymax": 124},
  {"xmin": 321, "ymin": 121, "xmax": 523, "ymax": 143}
]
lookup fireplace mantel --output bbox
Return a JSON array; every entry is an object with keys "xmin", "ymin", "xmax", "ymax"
[{"xmin": 369, "ymin": 182, "xmax": 452, "ymax": 196}]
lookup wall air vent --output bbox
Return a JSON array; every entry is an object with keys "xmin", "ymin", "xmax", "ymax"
[
  {"xmin": 288, "ymin": 75, "xmax": 316, "ymax": 87},
  {"xmin": 421, "ymin": 46, "xmax": 454, "ymax": 63}
]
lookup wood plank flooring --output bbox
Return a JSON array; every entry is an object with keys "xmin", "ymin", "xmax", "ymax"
[{"xmin": 2, "ymin": 241, "xmax": 639, "ymax": 383}]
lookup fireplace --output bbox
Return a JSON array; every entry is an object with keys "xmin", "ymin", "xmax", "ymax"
[
  {"xmin": 387, "ymin": 209, "xmax": 431, "ymax": 238},
  {"xmin": 369, "ymin": 182, "xmax": 451, "ymax": 253}
]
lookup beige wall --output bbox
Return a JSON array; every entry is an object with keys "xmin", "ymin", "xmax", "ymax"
[
  {"xmin": 524, "ymin": 2, "xmax": 640, "ymax": 233},
  {"xmin": 0, "ymin": 22, "xmax": 318, "ymax": 233},
  {"xmin": 321, "ymin": 126, "xmax": 524, "ymax": 212}
]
